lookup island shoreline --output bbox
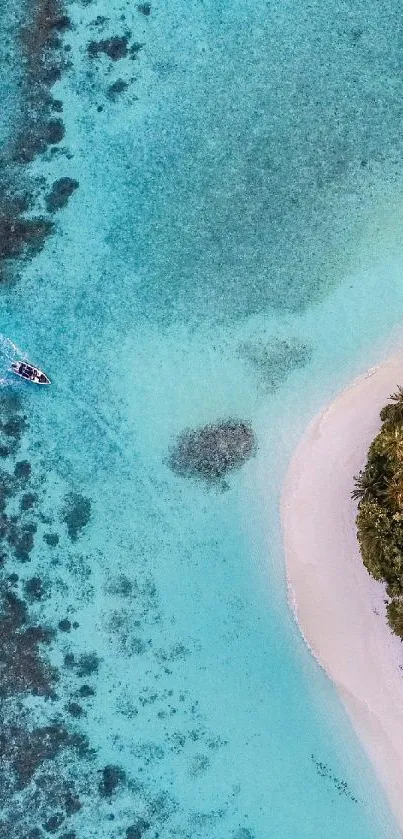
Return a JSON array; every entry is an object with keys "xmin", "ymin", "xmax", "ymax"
[{"xmin": 282, "ymin": 356, "xmax": 403, "ymax": 833}]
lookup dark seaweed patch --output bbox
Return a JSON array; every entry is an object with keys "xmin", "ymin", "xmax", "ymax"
[
  {"xmin": 137, "ymin": 3, "xmax": 151, "ymax": 14},
  {"xmin": 87, "ymin": 35, "xmax": 129, "ymax": 61},
  {"xmin": 45, "ymin": 177, "xmax": 78, "ymax": 213},
  {"xmin": 61, "ymin": 493, "xmax": 91, "ymax": 541},
  {"xmin": 98, "ymin": 764, "xmax": 126, "ymax": 798},
  {"xmin": 167, "ymin": 420, "xmax": 257, "ymax": 484}
]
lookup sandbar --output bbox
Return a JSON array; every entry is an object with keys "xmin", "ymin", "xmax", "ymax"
[{"xmin": 282, "ymin": 356, "xmax": 403, "ymax": 831}]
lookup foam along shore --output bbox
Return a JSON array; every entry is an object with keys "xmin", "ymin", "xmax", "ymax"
[{"xmin": 282, "ymin": 356, "xmax": 403, "ymax": 831}]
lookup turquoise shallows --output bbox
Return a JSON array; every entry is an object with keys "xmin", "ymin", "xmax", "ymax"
[{"xmin": 2, "ymin": 0, "xmax": 403, "ymax": 835}]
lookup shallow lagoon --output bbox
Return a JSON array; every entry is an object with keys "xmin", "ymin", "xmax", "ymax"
[{"xmin": 2, "ymin": 0, "xmax": 403, "ymax": 835}]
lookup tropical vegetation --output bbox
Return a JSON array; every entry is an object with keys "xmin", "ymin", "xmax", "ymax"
[{"xmin": 353, "ymin": 386, "xmax": 403, "ymax": 637}]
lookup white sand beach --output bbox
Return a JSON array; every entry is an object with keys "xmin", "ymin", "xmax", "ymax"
[{"xmin": 282, "ymin": 356, "xmax": 403, "ymax": 831}]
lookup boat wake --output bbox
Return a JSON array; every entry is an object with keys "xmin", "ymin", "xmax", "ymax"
[{"xmin": 0, "ymin": 335, "xmax": 28, "ymax": 386}]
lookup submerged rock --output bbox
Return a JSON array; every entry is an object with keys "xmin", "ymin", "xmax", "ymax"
[{"xmin": 167, "ymin": 420, "xmax": 256, "ymax": 485}]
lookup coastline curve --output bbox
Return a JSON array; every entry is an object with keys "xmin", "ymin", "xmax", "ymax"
[{"xmin": 282, "ymin": 355, "xmax": 403, "ymax": 833}]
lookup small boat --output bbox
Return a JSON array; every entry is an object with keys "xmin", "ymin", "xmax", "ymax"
[{"xmin": 11, "ymin": 361, "xmax": 51, "ymax": 385}]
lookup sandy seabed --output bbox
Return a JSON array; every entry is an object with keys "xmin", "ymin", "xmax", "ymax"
[{"xmin": 282, "ymin": 356, "xmax": 403, "ymax": 832}]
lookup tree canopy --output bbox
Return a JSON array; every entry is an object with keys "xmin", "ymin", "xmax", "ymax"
[{"xmin": 354, "ymin": 386, "xmax": 403, "ymax": 637}]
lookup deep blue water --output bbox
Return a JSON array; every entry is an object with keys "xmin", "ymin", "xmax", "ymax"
[{"xmin": 1, "ymin": 0, "xmax": 403, "ymax": 836}]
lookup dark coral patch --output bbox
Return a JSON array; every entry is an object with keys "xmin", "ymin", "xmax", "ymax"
[
  {"xmin": 98, "ymin": 764, "xmax": 126, "ymax": 798},
  {"xmin": 45, "ymin": 177, "xmax": 79, "ymax": 213},
  {"xmin": 0, "ymin": 586, "xmax": 56, "ymax": 698},
  {"xmin": 107, "ymin": 78, "xmax": 129, "ymax": 99},
  {"xmin": 24, "ymin": 576, "xmax": 45, "ymax": 601},
  {"xmin": 58, "ymin": 618, "xmax": 71, "ymax": 632},
  {"xmin": 78, "ymin": 683, "xmax": 95, "ymax": 698},
  {"xmin": 0, "ymin": 722, "xmax": 89, "ymax": 789},
  {"xmin": 167, "ymin": 420, "xmax": 257, "ymax": 484},
  {"xmin": 66, "ymin": 701, "xmax": 84, "ymax": 718},
  {"xmin": 63, "ymin": 651, "xmax": 99, "ymax": 678},
  {"xmin": 2, "ymin": 415, "xmax": 27, "ymax": 439},
  {"xmin": 12, "ymin": 2, "xmax": 71, "ymax": 164},
  {"xmin": 239, "ymin": 338, "xmax": 312, "ymax": 391},
  {"xmin": 105, "ymin": 574, "xmax": 133, "ymax": 596},
  {"xmin": 61, "ymin": 492, "xmax": 91, "ymax": 541},
  {"xmin": 129, "ymin": 42, "xmax": 143, "ymax": 59},
  {"xmin": 87, "ymin": 35, "xmax": 129, "ymax": 61},
  {"xmin": 14, "ymin": 461, "xmax": 32, "ymax": 481},
  {"xmin": 45, "ymin": 118, "xmax": 65, "ymax": 145},
  {"xmin": 0, "ymin": 1, "xmax": 74, "ymax": 286},
  {"xmin": 126, "ymin": 819, "xmax": 150, "ymax": 838},
  {"xmin": 64, "ymin": 791, "xmax": 82, "ymax": 815},
  {"xmin": 43, "ymin": 812, "xmax": 65, "ymax": 833},
  {"xmin": 43, "ymin": 532, "xmax": 59, "ymax": 547},
  {"xmin": 6, "ymin": 519, "xmax": 37, "ymax": 561},
  {"xmin": 76, "ymin": 652, "xmax": 99, "ymax": 677},
  {"xmin": 21, "ymin": 492, "xmax": 38, "ymax": 511},
  {"xmin": 0, "ymin": 216, "xmax": 53, "ymax": 265},
  {"xmin": 137, "ymin": 3, "xmax": 151, "ymax": 14}
]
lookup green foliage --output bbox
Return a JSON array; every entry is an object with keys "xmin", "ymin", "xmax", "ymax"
[
  {"xmin": 354, "ymin": 387, "xmax": 403, "ymax": 638},
  {"xmin": 387, "ymin": 598, "xmax": 403, "ymax": 637}
]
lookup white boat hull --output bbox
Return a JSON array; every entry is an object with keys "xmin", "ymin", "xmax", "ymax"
[{"xmin": 11, "ymin": 361, "xmax": 51, "ymax": 385}]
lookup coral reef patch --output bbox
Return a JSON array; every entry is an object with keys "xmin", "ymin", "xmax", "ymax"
[
  {"xmin": 87, "ymin": 35, "xmax": 129, "ymax": 61},
  {"xmin": 167, "ymin": 420, "xmax": 257, "ymax": 486},
  {"xmin": 45, "ymin": 177, "xmax": 79, "ymax": 213},
  {"xmin": 61, "ymin": 492, "xmax": 91, "ymax": 541},
  {"xmin": 0, "ymin": 0, "xmax": 75, "ymax": 285},
  {"xmin": 239, "ymin": 338, "xmax": 312, "ymax": 391}
]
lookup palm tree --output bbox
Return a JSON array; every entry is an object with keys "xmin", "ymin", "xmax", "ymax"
[
  {"xmin": 384, "ymin": 471, "xmax": 403, "ymax": 510},
  {"xmin": 390, "ymin": 385, "xmax": 403, "ymax": 404},
  {"xmin": 352, "ymin": 466, "xmax": 382, "ymax": 502},
  {"xmin": 379, "ymin": 426, "xmax": 403, "ymax": 464}
]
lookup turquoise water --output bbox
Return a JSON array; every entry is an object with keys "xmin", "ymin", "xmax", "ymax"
[{"xmin": 2, "ymin": 0, "xmax": 403, "ymax": 836}]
